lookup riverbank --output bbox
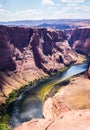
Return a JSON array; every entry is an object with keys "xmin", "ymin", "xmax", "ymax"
[
  {"xmin": 0, "ymin": 25, "xmax": 78, "ymax": 106},
  {"xmin": 0, "ymin": 66, "xmax": 68, "ymax": 130},
  {"xmin": 0, "ymin": 57, "xmax": 87, "ymax": 130},
  {"xmin": 15, "ymin": 73, "xmax": 90, "ymax": 130},
  {"xmin": 43, "ymin": 73, "xmax": 90, "ymax": 120},
  {"xmin": 9, "ymin": 61, "xmax": 88, "ymax": 128}
]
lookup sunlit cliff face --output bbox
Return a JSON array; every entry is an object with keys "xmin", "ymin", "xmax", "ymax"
[
  {"xmin": 0, "ymin": 25, "xmax": 78, "ymax": 104},
  {"xmin": 68, "ymin": 28, "xmax": 90, "ymax": 56}
]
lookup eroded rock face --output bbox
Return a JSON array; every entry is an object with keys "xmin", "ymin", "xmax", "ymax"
[
  {"xmin": 43, "ymin": 97, "xmax": 70, "ymax": 120},
  {"xmin": 0, "ymin": 25, "xmax": 77, "ymax": 104},
  {"xmin": 68, "ymin": 28, "xmax": 90, "ymax": 56},
  {"xmin": 43, "ymin": 74, "xmax": 90, "ymax": 120},
  {"xmin": 14, "ymin": 75, "xmax": 90, "ymax": 130},
  {"xmin": 87, "ymin": 61, "xmax": 90, "ymax": 79},
  {"xmin": 14, "ymin": 109, "xmax": 90, "ymax": 130}
]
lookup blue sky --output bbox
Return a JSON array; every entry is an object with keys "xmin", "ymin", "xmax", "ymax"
[{"xmin": 0, "ymin": 0, "xmax": 90, "ymax": 21}]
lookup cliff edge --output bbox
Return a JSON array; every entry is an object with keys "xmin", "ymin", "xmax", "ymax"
[
  {"xmin": 69, "ymin": 28, "xmax": 90, "ymax": 56},
  {"xmin": 0, "ymin": 25, "xmax": 77, "ymax": 104}
]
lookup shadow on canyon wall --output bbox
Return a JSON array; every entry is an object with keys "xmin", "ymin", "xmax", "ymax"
[{"xmin": 0, "ymin": 25, "xmax": 90, "ymax": 103}]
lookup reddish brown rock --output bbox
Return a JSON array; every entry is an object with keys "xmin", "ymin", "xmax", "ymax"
[
  {"xmin": 14, "ymin": 109, "xmax": 90, "ymax": 130},
  {"xmin": 69, "ymin": 28, "xmax": 90, "ymax": 56},
  {"xmin": 43, "ymin": 97, "xmax": 70, "ymax": 120},
  {"xmin": 48, "ymin": 109, "xmax": 90, "ymax": 130},
  {"xmin": 0, "ymin": 25, "xmax": 77, "ymax": 104},
  {"xmin": 87, "ymin": 61, "xmax": 90, "ymax": 79},
  {"xmin": 14, "ymin": 119, "xmax": 53, "ymax": 130},
  {"xmin": 43, "ymin": 74, "xmax": 90, "ymax": 120},
  {"xmin": 14, "ymin": 75, "xmax": 90, "ymax": 130}
]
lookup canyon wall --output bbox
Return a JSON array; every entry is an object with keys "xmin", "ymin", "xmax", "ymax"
[
  {"xmin": 68, "ymin": 28, "xmax": 90, "ymax": 56},
  {"xmin": 14, "ymin": 70, "xmax": 90, "ymax": 130},
  {"xmin": 0, "ymin": 25, "xmax": 77, "ymax": 104},
  {"xmin": 0, "ymin": 26, "xmax": 90, "ymax": 104},
  {"xmin": 0, "ymin": 25, "xmax": 90, "ymax": 130},
  {"xmin": 15, "ymin": 74, "xmax": 90, "ymax": 130},
  {"xmin": 87, "ymin": 61, "xmax": 90, "ymax": 79}
]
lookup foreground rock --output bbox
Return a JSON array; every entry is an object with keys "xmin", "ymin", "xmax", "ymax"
[
  {"xmin": 15, "ymin": 109, "xmax": 90, "ymax": 130},
  {"xmin": 14, "ymin": 74, "xmax": 90, "ymax": 130},
  {"xmin": 43, "ymin": 97, "xmax": 70, "ymax": 120},
  {"xmin": 0, "ymin": 25, "xmax": 77, "ymax": 104},
  {"xmin": 43, "ymin": 74, "xmax": 90, "ymax": 120}
]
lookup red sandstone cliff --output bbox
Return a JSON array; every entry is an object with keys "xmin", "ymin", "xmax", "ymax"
[
  {"xmin": 69, "ymin": 28, "xmax": 90, "ymax": 56},
  {"xmin": 87, "ymin": 61, "xmax": 90, "ymax": 79},
  {"xmin": 0, "ymin": 25, "xmax": 77, "ymax": 104}
]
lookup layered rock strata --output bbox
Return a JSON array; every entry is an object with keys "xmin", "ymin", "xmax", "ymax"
[
  {"xmin": 87, "ymin": 61, "xmax": 90, "ymax": 79},
  {"xmin": 15, "ymin": 74, "xmax": 90, "ymax": 130},
  {"xmin": 69, "ymin": 28, "xmax": 90, "ymax": 56},
  {"xmin": 0, "ymin": 25, "xmax": 77, "ymax": 104}
]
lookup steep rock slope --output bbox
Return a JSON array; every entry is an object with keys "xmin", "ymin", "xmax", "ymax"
[
  {"xmin": 68, "ymin": 28, "xmax": 90, "ymax": 56},
  {"xmin": 43, "ymin": 74, "xmax": 90, "ymax": 120},
  {"xmin": 15, "ymin": 109, "xmax": 90, "ymax": 130},
  {"xmin": 87, "ymin": 61, "xmax": 90, "ymax": 79},
  {"xmin": 0, "ymin": 25, "xmax": 77, "ymax": 104},
  {"xmin": 15, "ymin": 74, "xmax": 90, "ymax": 130}
]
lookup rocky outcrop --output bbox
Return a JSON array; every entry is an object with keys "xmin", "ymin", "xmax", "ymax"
[
  {"xmin": 69, "ymin": 28, "xmax": 90, "ymax": 56},
  {"xmin": 14, "ymin": 74, "xmax": 90, "ymax": 130},
  {"xmin": 87, "ymin": 61, "xmax": 90, "ymax": 79},
  {"xmin": 43, "ymin": 75, "xmax": 90, "ymax": 119},
  {"xmin": 15, "ymin": 109, "xmax": 90, "ymax": 130},
  {"xmin": 0, "ymin": 25, "xmax": 77, "ymax": 104},
  {"xmin": 43, "ymin": 97, "xmax": 70, "ymax": 120}
]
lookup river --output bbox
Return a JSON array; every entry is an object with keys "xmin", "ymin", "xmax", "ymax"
[{"xmin": 7, "ymin": 61, "xmax": 88, "ymax": 128}]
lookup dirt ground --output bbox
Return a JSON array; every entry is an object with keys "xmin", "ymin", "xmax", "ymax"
[{"xmin": 56, "ymin": 74, "xmax": 90, "ymax": 110}]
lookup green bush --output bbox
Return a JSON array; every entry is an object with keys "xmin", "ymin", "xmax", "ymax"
[{"xmin": 0, "ymin": 123, "xmax": 12, "ymax": 130}]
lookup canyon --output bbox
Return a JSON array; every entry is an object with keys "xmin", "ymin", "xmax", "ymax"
[
  {"xmin": 0, "ymin": 25, "xmax": 78, "ymax": 104},
  {"xmin": 15, "ymin": 74, "xmax": 90, "ymax": 130},
  {"xmin": 0, "ymin": 26, "xmax": 90, "ymax": 104},
  {"xmin": 0, "ymin": 25, "xmax": 90, "ymax": 130}
]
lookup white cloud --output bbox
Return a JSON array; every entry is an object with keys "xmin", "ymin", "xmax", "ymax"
[
  {"xmin": 46, "ymin": 2, "xmax": 90, "ymax": 19},
  {"xmin": 0, "ymin": 0, "xmax": 90, "ymax": 22},
  {"xmin": 0, "ymin": 4, "xmax": 2, "ymax": 8},
  {"xmin": 42, "ymin": 0, "xmax": 55, "ymax": 6},
  {"xmin": 61, "ymin": 0, "xmax": 85, "ymax": 3},
  {"xmin": 52, "ymin": 9, "xmax": 90, "ymax": 19},
  {"xmin": 15, "ymin": 9, "xmax": 40, "ymax": 15},
  {"xmin": 83, "ymin": 5, "xmax": 90, "ymax": 11},
  {"xmin": 75, "ymin": 5, "xmax": 90, "ymax": 11},
  {"xmin": 0, "ymin": 9, "xmax": 41, "ymax": 21}
]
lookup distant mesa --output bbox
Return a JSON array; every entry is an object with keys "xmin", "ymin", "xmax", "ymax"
[{"xmin": 0, "ymin": 19, "xmax": 90, "ymax": 29}]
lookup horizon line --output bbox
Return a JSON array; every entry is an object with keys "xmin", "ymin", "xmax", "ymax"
[{"xmin": 0, "ymin": 18, "xmax": 90, "ymax": 23}]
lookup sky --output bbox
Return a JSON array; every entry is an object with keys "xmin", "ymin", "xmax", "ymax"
[{"xmin": 0, "ymin": 0, "xmax": 90, "ymax": 22}]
